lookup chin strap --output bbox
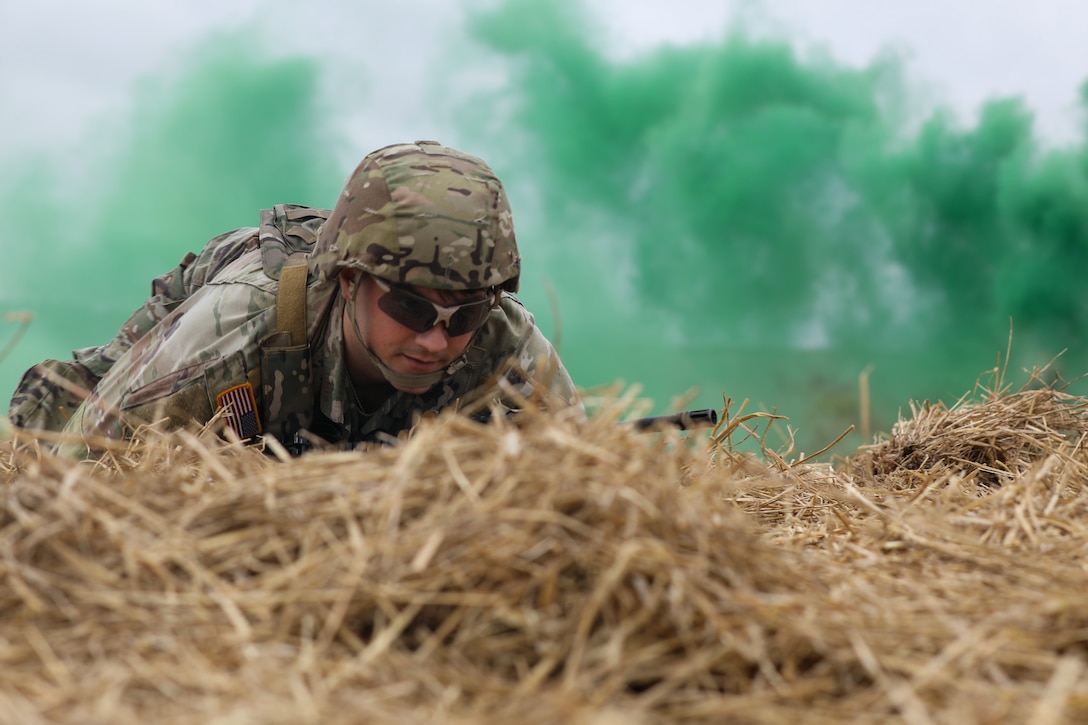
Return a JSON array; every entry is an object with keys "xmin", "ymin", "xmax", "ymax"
[{"xmin": 345, "ymin": 275, "xmax": 467, "ymax": 390}]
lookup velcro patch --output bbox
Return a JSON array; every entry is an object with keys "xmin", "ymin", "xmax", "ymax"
[{"xmin": 216, "ymin": 383, "xmax": 262, "ymax": 439}]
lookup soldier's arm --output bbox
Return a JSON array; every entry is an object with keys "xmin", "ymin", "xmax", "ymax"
[
  {"xmin": 501, "ymin": 326, "xmax": 583, "ymax": 414},
  {"xmin": 61, "ymin": 262, "xmax": 275, "ymax": 451},
  {"xmin": 8, "ymin": 228, "xmax": 260, "ymax": 433}
]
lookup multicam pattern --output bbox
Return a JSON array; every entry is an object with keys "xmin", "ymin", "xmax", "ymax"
[
  {"xmin": 7, "ymin": 224, "xmax": 257, "ymax": 432},
  {"xmin": 9, "ymin": 204, "xmax": 578, "ymax": 453},
  {"xmin": 311, "ymin": 141, "xmax": 522, "ymax": 292}
]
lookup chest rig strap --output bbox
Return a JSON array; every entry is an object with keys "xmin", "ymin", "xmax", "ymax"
[{"xmin": 260, "ymin": 254, "xmax": 315, "ymax": 450}]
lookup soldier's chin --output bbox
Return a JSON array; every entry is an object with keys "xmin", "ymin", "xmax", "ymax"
[{"xmin": 392, "ymin": 381, "xmax": 435, "ymax": 395}]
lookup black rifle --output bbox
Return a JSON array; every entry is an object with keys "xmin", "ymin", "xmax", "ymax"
[{"xmin": 627, "ymin": 408, "xmax": 719, "ymax": 431}]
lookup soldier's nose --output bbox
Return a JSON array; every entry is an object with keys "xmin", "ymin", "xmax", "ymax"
[{"xmin": 415, "ymin": 323, "xmax": 450, "ymax": 352}]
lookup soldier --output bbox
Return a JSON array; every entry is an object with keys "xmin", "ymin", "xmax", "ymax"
[{"xmin": 8, "ymin": 140, "xmax": 580, "ymax": 453}]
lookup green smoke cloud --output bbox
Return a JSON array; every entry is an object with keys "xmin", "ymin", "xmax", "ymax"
[
  {"xmin": 455, "ymin": 0, "xmax": 1088, "ymax": 449},
  {"xmin": 1, "ymin": 33, "xmax": 342, "ymax": 402}
]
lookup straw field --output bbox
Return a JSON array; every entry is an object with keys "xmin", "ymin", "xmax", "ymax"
[{"xmin": 3, "ymin": 368, "xmax": 1088, "ymax": 724}]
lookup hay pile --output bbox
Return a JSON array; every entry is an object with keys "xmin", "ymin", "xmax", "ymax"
[{"xmin": 3, "ymin": 378, "xmax": 1088, "ymax": 724}]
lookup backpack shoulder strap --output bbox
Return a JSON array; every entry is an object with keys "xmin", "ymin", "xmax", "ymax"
[
  {"xmin": 275, "ymin": 254, "xmax": 309, "ymax": 347},
  {"xmin": 258, "ymin": 207, "xmax": 321, "ymax": 449},
  {"xmin": 260, "ymin": 256, "xmax": 315, "ymax": 450}
]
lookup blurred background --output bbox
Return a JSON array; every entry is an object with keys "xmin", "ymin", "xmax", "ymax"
[{"xmin": 2, "ymin": 0, "xmax": 1086, "ymax": 455}]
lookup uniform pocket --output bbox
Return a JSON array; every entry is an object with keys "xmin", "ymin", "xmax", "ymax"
[{"xmin": 121, "ymin": 359, "xmax": 209, "ymax": 410}]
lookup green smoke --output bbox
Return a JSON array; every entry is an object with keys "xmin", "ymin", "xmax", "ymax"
[
  {"xmin": 1, "ymin": 33, "xmax": 342, "ymax": 403},
  {"xmin": 456, "ymin": 0, "xmax": 1088, "ymax": 450},
  {"xmin": 73, "ymin": 38, "xmax": 342, "ymax": 307}
]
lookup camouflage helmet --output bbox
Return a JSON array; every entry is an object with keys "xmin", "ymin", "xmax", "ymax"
[{"xmin": 312, "ymin": 140, "xmax": 521, "ymax": 292}]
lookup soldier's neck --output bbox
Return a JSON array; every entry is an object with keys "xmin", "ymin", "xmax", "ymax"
[{"xmin": 352, "ymin": 381, "xmax": 394, "ymax": 414}]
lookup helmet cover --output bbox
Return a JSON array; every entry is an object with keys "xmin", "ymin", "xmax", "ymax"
[{"xmin": 312, "ymin": 140, "xmax": 520, "ymax": 292}]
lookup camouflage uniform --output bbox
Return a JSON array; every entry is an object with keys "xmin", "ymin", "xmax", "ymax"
[{"xmin": 8, "ymin": 142, "xmax": 580, "ymax": 451}]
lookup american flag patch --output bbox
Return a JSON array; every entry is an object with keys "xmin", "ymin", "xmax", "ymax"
[{"xmin": 216, "ymin": 383, "xmax": 262, "ymax": 439}]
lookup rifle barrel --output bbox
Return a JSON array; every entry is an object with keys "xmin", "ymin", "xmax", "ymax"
[{"xmin": 629, "ymin": 408, "xmax": 719, "ymax": 431}]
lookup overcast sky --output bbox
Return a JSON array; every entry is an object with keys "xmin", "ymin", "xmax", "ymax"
[{"xmin": 1, "ymin": 0, "xmax": 1085, "ymax": 154}]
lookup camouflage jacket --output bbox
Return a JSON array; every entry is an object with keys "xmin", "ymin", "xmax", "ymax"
[{"xmin": 9, "ymin": 205, "xmax": 580, "ymax": 450}]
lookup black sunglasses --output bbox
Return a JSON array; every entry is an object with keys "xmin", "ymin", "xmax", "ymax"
[{"xmin": 373, "ymin": 278, "xmax": 495, "ymax": 337}]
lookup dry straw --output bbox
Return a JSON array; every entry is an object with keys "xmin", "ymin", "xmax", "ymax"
[{"xmin": 3, "ymin": 369, "xmax": 1088, "ymax": 724}]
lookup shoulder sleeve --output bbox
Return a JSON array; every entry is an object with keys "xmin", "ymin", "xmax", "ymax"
[
  {"xmin": 506, "ymin": 327, "xmax": 583, "ymax": 412},
  {"xmin": 492, "ymin": 296, "xmax": 583, "ymax": 413},
  {"xmin": 62, "ymin": 257, "xmax": 275, "ymax": 446}
]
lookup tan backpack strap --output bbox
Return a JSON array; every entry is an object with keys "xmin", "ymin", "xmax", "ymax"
[
  {"xmin": 276, "ymin": 255, "xmax": 309, "ymax": 346},
  {"xmin": 261, "ymin": 253, "xmax": 314, "ymax": 448}
]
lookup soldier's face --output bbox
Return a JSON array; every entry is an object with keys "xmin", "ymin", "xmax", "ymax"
[{"xmin": 340, "ymin": 272, "xmax": 482, "ymax": 393}]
